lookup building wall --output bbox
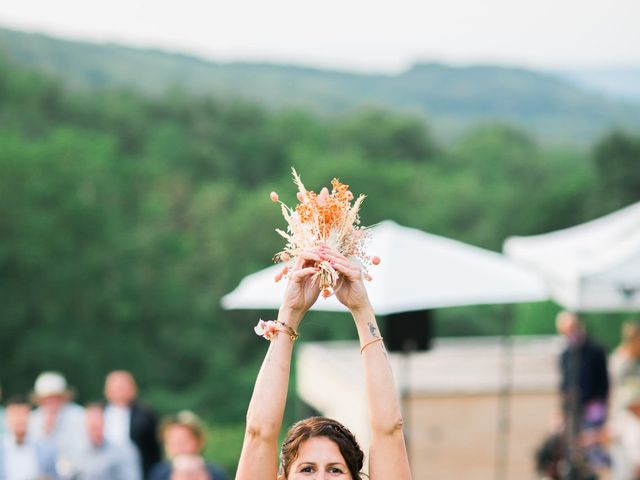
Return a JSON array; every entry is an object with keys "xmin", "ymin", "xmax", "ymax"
[
  {"xmin": 406, "ymin": 391, "xmax": 557, "ymax": 480},
  {"xmin": 296, "ymin": 339, "xmax": 563, "ymax": 479}
]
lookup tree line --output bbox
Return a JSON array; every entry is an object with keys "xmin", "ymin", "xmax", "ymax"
[{"xmin": 1, "ymin": 55, "xmax": 639, "ymax": 445}]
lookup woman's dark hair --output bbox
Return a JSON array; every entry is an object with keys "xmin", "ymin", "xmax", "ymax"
[{"xmin": 280, "ymin": 416, "xmax": 364, "ymax": 479}]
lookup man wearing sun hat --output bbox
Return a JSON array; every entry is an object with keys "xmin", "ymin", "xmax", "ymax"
[{"xmin": 28, "ymin": 371, "xmax": 88, "ymax": 476}]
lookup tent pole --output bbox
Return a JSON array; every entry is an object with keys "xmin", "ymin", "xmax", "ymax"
[
  {"xmin": 400, "ymin": 348, "xmax": 413, "ymax": 474},
  {"xmin": 494, "ymin": 304, "xmax": 514, "ymax": 480},
  {"xmin": 401, "ymin": 339, "xmax": 415, "ymax": 474}
]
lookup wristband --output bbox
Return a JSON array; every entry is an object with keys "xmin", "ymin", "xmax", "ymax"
[{"xmin": 360, "ymin": 337, "xmax": 383, "ymax": 354}]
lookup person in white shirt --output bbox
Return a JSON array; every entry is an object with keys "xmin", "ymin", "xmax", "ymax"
[
  {"xmin": 28, "ymin": 371, "xmax": 88, "ymax": 475},
  {"xmin": 610, "ymin": 385, "xmax": 640, "ymax": 480},
  {"xmin": 0, "ymin": 395, "xmax": 58, "ymax": 480},
  {"xmin": 608, "ymin": 322, "xmax": 640, "ymax": 480},
  {"xmin": 74, "ymin": 403, "xmax": 141, "ymax": 480},
  {"xmin": 103, "ymin": 370, "xmax": 161, "ymax": 477}
]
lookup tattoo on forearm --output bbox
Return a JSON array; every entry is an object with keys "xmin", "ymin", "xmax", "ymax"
[{"xmin": 368, "ymin": 322, "xmax": 379, "ymax": 338}]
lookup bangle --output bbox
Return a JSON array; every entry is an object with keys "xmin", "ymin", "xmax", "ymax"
[
  {"xmin": 360, "ymin": 337, "xmax": 383, "ymax": 354},
  {"xmin": 254, "ymin": 319, "xmax": 299, "ymax": 342},
  {"xmin": 275, "ymin": 320, "xmax": 299, "ymax": 342}
]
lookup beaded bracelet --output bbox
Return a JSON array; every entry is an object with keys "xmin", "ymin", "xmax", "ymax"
[
  {"xmin": 254, "ymin": 319, "xmax": 299, "ymax": 342},
  {"xmin": 274, "ymin": 320, "xmax": 299, "ymax": 342}
]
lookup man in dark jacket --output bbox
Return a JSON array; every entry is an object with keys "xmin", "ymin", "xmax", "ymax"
[
  {"xmin": 104, "ymin": 370, "xmax": 162, "ymax": 478},
  {"xmin": 556, "ymin": 310, "xmax": 610, "ymax": 478}
]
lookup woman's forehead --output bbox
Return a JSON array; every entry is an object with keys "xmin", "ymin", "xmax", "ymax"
[{"xmin": 295, "ymin": 436, "xmax": 346, "ymax": 463}]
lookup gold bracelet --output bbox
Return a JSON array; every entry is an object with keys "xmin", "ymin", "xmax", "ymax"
[
  {"xmin": 275, "ymin": 320, "xmax": 299, "ymax": 342},
  {"xmin": 360, "ymin": 337, "xmax": 383, "ymax": 354}
]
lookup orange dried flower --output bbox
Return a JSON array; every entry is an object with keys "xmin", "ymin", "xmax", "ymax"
[{"xmin": 272, "ymin": 168, "xmax": 373, "ymax": 297}]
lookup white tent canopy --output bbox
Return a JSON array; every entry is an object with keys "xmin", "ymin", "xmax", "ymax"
[
  {"xmin": 503, "ymin": 201, "xmax": 640, "ymax": 312},
  {"xmin": 222, "ymin": 220, "xmax": 548, "ymax": 314}
]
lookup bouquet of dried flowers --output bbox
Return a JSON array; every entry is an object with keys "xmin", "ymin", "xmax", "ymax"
[{"xmin": 270, "ymin": 168, "xmax": 380, "ymax": 298}]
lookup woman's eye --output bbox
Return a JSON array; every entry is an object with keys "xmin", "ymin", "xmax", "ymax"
[
  {"xmin": 329, "ymin": 467, "xmax": 344, "ymax": 474},
  {"xmin": 301, "ymin": 466, "xmax": 314, "ymax": 473}
]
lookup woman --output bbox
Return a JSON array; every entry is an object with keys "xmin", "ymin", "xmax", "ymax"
[
  {"xmin": 236, "ymin": 246, "xmax": 412, "ymax": 480},
  {"xmin": 609, "ymin": 321, "xmax": 640, "ymax": 480},
  {"xmin": 610, "ymin": 322, "xmax": 640, "ymax": 389}
]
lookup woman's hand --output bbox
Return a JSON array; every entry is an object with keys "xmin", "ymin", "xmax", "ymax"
[
  {"xmin": 280, "ymin": 249, "xmax": 322, "ymax": 322},
  {"xmin": 320, "ymin": 247, "xmax": 371, "ymax": 313}
]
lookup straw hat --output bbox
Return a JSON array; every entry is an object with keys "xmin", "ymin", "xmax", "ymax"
[{"xmin": 31, "ymin": 371, "xmax": 75, "ymax": 402}]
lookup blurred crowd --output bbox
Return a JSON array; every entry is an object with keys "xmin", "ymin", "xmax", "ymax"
[
  {"xmin": 0, "ymin": 370, "xmax": 228, "ymax": 480},
  {"xmin": 537, "ymin": 312, "xmax": 640, "ymax": 480}
]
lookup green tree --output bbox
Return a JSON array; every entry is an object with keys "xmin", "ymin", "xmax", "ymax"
[
  {"xmin": 335, "ymin": 108, "xmax": 437, "ymax": 164},
  {"xmin": 592, "ymin": 130, "xmax": 640, "ymax": 212}
]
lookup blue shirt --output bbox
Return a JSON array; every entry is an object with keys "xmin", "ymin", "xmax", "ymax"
[
  {"xmin": 0, "ymin": 434, "xmax": 59, "ymax": 480},
  {"xmin": 74, "ymin": 440, "xmax": 141, "ymax": 480}
]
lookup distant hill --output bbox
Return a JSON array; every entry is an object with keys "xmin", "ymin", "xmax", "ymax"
[
  {"xmin": 560, "ymin": 68, "xmax": 640, "ymax": 103},
  {"xmin": 1, "ymin": 26, "xmax": 640, "ymax": 145}
]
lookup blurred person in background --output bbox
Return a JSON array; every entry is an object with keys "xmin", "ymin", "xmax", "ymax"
[
  {"xmin": 148, "ymin": 411, "xmax": 227, "ymax": 480},
  {"xmin": 0, "ymin": 385, "xmax": 5, "ymax": 436},
  {"xmin": 610, "ymin": 321, "xmax": 640, "ymax": 391},
  {"xmin": 609, "ymin": 321, "xmax": 640, "ymax": 480},
  {"xmin": 74, "ymin": 402, "xmax": 141, "ymax": 480},
  {"xmin": 28, "ymin": 372, "xmax": 87, "ymax": 475},
  {"xmin": 169, "ymin": 455, "xmax": 211, "ymax": 480},
  {"xmin": 607, "ymin": 385, "xmax": 640, "ymax": 480},
  {"xmin": 557, "ymin": 310, "xmax": 610, "ymax": 479},
  {"xmin": 0, "ymin": 395, "xmax": 58, "ymax": 479},
  {"xmin": 104, "ymin": 370, "xmax": 161, "ymax": 478}
]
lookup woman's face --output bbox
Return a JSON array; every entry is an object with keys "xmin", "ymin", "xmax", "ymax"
[
  {"xmin": 164, "ymin": 425, "xmax": 203, "ymax": 458},
  {"xmin": 286, "ymin": 436, "xmax": 353, "ymax": 479}
]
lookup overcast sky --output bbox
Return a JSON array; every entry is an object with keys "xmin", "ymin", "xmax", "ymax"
[{"xmin": 1, "ymin": 0, "xmax": 639, "ymax": 73}]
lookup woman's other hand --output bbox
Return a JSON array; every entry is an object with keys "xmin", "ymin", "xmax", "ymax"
[
  {"xmin": 320, "ymin": 246, "xmax": 371, "ymax": 313},
  {"xmin": 280, "ymin": 249, "xmax": 322, "ymax": 321}
]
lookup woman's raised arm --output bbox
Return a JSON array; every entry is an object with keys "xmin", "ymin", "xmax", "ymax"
[
  {"xmin": 322, "ymin": 247, "xmax": 412, "ymax": 480},
  {"xmin": 235, "ymin": 250, "xmax": 321, "ymax": 480}
]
